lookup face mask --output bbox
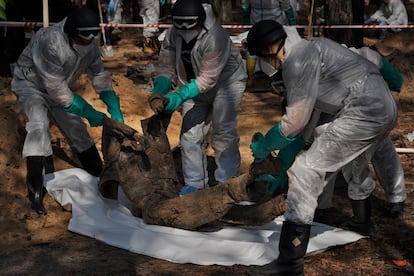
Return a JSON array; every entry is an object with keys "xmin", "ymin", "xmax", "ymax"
[
  {"xmin": 176, "ymin": 27, "xmax": 200, "ymax": 44},
  {"xmin": 258, "ymin": 58, "xmax": 278, "ymax": 77}
]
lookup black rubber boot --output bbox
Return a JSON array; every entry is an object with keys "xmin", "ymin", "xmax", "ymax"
[
  {"xmin": 77, "ymin": 145, "xmax": 103, "ymax": 177},
  {"xmin": 26, "ymin": 156, "xmax": 47, "ymax": 215},
  {"xmin": 44, "ymin": 155, "xmax": 55, "ymax": 174},
  {"xmin": 342, "ymin": 197, "xmax": 373, "ymax": 236},
  {"xmin": 143, "ymin": 36, "xmax": 161, "ymax": 54},
  {"xmin": 248, "ymin": 220, "xmax": 311, "ymax": 275},
  {"xmin": 386, "ymin": 202, "xmax": 405, "ymax": 218}
]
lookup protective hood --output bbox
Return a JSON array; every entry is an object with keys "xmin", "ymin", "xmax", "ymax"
[
  {"xmin": 282, "ymin": 26, "xmax": 303, "ymax": 59},
  {"xmin": 200, "ymin": 3, "xmax": 215, "ymax": 30},
  {"xmin": 257, "ymin": 25, "xmax": 302, "ymax": 77}
]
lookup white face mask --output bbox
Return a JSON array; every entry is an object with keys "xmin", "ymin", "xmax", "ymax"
[
  {"xmin": 258, "ymin": 58, "xmax": 278, "ymax": 77},
  {"xmin": 176, "ymin": 27, "xmax": 200, "ymax": 44}
]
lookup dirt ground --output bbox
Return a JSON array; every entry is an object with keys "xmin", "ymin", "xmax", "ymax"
[{"xmin": 0, "ymin": 25, "xmax": 414, "ymax": 275}]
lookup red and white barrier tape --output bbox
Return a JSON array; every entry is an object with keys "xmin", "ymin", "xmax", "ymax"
[{"xmin": 0, "ymin": 21, "xmax": 413, "ymax": 29}]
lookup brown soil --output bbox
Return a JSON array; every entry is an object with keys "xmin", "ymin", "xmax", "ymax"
[{"xmin": 0, "ymin": 28, "xmax": 413, "ymax": 275}]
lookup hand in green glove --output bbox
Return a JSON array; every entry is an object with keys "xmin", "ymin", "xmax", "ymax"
[
  {"xmin": 159, "ymin": 0, "xmax": 165, "ymax": 6},
  {"xmin": 256, "ymin": 173, "xmax": 287, "ymax": 196},
  {"xmin": 250, "ymin": 122, "xmax": 299, "ymax": 162},
  {"xmin": 285, "ymin": 7, "xmax": 297, "ymax": 26},
  {"xmin": 100, "ymin": 90, "xmax": 124, "ymax": 123},
  {"xmin": 152, "ymin": 76, "xmax": 172, "ymax": 95},
  {"xmin": 253, "ymin": 134, "xmax": 304, "ymax": 196},
  {"xmin": 163, "ymin": 79, "xmax": 200, "ymax": 113},
  {"xmin": 277, "ymin": 135, "xmax": 305, "ymax": 170},
  {"xmin": 64, "ymin": 94, "xmax": 105, "ymax": 127},
  {"xmin": 148, "ymin": 93, "xmax": 169, "ymax": 114},
  {"xmin": 242, "ymin": 6, "xmax": 251, "ymax": 25},
  {"xmin": 250, "ymin": 155, "xmax": 283, "ymax": 176},
  {"xmin": 380, "ymin": 57, "xmax": 404, "ymax": 92},
  {"xmin": 250, "ymin": 132, "xmax": 270, "ymax": 162}
]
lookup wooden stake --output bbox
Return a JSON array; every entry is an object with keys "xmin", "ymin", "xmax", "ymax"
[
  {"xmin": 42, "ymin": 0, "xmax": 49, "ymax": 27},
  {"xmin": 396, "ymin": 148, "xmax": 414, "ymax": 154}
]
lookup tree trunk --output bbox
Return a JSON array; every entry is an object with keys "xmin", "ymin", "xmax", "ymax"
[
  {"xmin": 325, "ymin": 0, "xmax": 364, "ymax": 47},
  {"xmin": 211, "ymin": 0, "xmax": 233, "ymax": 23}
]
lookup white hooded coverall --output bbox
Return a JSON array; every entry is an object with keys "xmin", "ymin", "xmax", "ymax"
[
  {"xmin": 278, "ymin": 27, "xmax": 398, "ymax": 224},
  {"xmin": 137, "ymin": 0, "xmax": 160, "ymax": 38},
  {"xmin": 369, "ymin": 0, "xmax": 408, "ymax": 27},
  {"xmin": 11, "ymin": 19, "xmax": 113, "ymax": 158},
  {"xmin": 316, "ymin": 46, "xmax": 406, "ymax": 208},
  {"xmin": 156, "ymin": 4, "xmax": 247, "ymax": 188},
  {"xmin": 241, "ymin": 0, "xmax": 293, "ymax": 25}
]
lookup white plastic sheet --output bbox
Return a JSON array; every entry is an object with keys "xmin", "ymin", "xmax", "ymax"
[{"xmin": 44, "ymin": 168, "xmax": 364, "ymax": 266}]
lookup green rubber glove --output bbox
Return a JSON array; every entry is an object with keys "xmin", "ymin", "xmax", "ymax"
[
  {"xmin": 100, "ymin": 90, "xmax": 124, "ymax": 123},
  {"xmin": 250, "ymin": 122, "xmax": 299, "ymax": 162},
  {"xmin": 64, "ymin": 94, "xmax": 105, "ymax": 127},
  {"xmin": 242, "ymin": 6, "xmax": 251, "ymax": 25},
  {"xmin": 255, "ymin": 136, "xmax": 304, "ymax": 196},
  {"xmin": 164, "ymin": 79, "xmax": 200, "ymax": 113},
  {"xmin": 380, "ymin": 57, "xmax": 403, "ymax": 92},
  {"xmin": 285, "ymin": 7, "xmax": 297, "ymax": 25},
  {"xmin": 256, "ymin": 173, "xmax": 287, "ymax": 196},
  {"xmin": 152, "ymin": 76, "xmax": 172, "ymax": 95},
  {"xmin": 277, "ymin": 135, "xmax": 305, "ymax": 170},
  {"xmin": 159, "ymin": 0, "xmax": 165, "ymax": 6}
]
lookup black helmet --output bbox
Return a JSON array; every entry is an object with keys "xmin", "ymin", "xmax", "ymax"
[
  {"xmin": 64, "ymin": 7, "xmax": 101, "ymax": 40},
  {"xmin": 247, "ymin": 20, "xmax": 287, "ymax": 57},
  {"xmin": 171, "ymin": 0, "xmax": 206, "ymax": 30}
]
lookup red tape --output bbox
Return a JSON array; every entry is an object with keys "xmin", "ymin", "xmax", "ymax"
[{"xmin": 1, "ymin": 21, "xmax": 413, "ymax": 29}]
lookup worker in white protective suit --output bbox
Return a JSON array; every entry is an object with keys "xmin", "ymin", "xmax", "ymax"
[
  {"xmin": 315, "ymin": 46, "xmax": 406, "ymax": 223},
  {"xmin": 241, "ymin": 0, "xmax": 297, "ymax": 25},
  {"xmin": 11, "ymin": 7, "xmax": 124, "ymax": 215},
  {"xmin": 241, "ymin": 0, "xmax": 297, "ymax": 87},
  {"xmin": 260, "ymin": 45, "xmax": 406, "ymax": 234},
  {"xmin": 137, "ymin": 0, "xmax": 161, "ymax": 54},
  {"xmin": 268, "ymin": 44, "xmax": 406, "ymax": 228},
  {"xmin": 246, "ymin": 20, "xmax": 397, "ymax": 275},
  {"xmin": 148, "ymin": 0, "xmax": 247, "ymax": 196},
  {"xmin": 365, "ymin": 0, "xmax": 408, "ymax": 32}
]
